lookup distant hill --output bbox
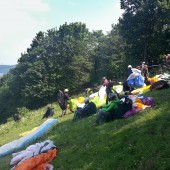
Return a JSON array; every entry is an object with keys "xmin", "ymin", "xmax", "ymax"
[{"xmin": 0, "ymin": 65, "xmax": 16, "ymax": 74}]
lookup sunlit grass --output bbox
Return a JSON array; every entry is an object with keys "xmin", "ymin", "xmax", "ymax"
[{"xmin": 0, "ymin": 89, "xmax": 170, "ymax": 170}]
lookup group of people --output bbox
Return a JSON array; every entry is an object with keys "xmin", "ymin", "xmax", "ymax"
[
  {"xmin": 56, "ymin": 74, "xmax": 132, "ymax": 125},
  {"xmin": 56, "ymin": 62, "xmax": 151, "ymax": 125},
  {"xmin": 127, "ymin": 62, "xmax": 149, "ymax": 82}
]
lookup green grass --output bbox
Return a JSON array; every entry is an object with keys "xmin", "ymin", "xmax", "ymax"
[{"xmin": 0, "ymin": 89, "xmax": 170, "ymax": 170}]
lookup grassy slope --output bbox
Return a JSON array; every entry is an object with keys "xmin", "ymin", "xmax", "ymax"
[{"xmin": 0, "ymin": 89, "xmax": 170, "ymax": 170}]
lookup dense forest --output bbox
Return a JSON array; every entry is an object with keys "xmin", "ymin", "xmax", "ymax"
[{"xmin": 0, "ymin": 0, "xmax": 169, "ymax": 123}]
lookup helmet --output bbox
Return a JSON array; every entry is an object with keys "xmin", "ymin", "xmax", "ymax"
[
  {"xmin": 64, "ymin": 89, "xmax": 69, "ymax": 92},
  {"xmin": 108, "ymin": 93, "xmax": 116, "ymax": 101},
  {"xmin": 128, "ymin": 65, "xmax": 132, "ymax": 68},
  {"xmin": 102, "ymin": 77, "xmax": 106, "ymax": 80},
  {"xmin": 84, "ymin": 97, "xmax": 89, "ymax": 104}
]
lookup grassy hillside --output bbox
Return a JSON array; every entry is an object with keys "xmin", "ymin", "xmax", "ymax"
[{"xmin": 0, "ymin": 89, "xmax": 170, "ymax": 170}]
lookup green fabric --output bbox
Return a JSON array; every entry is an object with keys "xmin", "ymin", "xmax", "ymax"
[{"xmin": 102, "ymin": 99, "xmax": 120, "ymax": 112}]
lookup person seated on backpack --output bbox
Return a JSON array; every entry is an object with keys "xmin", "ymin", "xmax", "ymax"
[
  {"xmin": 42, "ymin": 107, "xmax": 54, "ymax": 119},
  {"xmin": 95, "ymin": 93, "xmax": 132, "ymax": 125},
  {"xmin": 73, "ymin": 97, "xmax": 97, "ymax": 121},
  {"xmin": 13, "ymin": 113, "xmax": 21, "ymax": 122}
]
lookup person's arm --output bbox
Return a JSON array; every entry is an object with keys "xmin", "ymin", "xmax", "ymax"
[{"xmin": 102, "ymin": 99, "xmax": 120, "ymax": 112}]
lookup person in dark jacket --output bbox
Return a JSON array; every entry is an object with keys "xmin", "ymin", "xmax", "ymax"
[
  {"xmin": 73, "ymin": 97, "xmax": 97, "ymax": 121},
  {"xmin": 141, "ymin": 64, "xmax": 149, "ymax": 81},
  {"xmin": 60, "ymin": 89, "xmax": 70, "ymax": 117},
  {"xmin": 95, "ymin": 93, "xmax": 132, "ymax": 125},
  {"xmin": 105, "ymin": 81, "xmax": 115, "ymax": 104},
  {"xmin": 127, "ymin": 65, "xmax": 133, "ymax": 78}
]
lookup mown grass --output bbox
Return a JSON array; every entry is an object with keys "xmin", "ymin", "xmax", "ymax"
[{"xmin": 0, "ymin": 89, "xmax": 170, "ymax": 170}]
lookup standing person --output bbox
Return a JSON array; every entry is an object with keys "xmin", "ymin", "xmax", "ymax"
[
  {"xmin": 102, "ymin": 77, "xmax": 109, "ymax": 87},
  {"xmin": 58, "ymin": 89, "xmax": 70, "ymax": 117},
  {"xmin": 141, "ymin": 64, "xmax": 149, "ymax": 81},
  {"xmin": 127, "ymin": 65, "xmax": 133, "ymax": 78},
  {"xmin": 106, "ymin": 81, "xmax": 115, "ymax": 104}
]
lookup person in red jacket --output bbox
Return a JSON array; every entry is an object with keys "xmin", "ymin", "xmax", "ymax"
[{"xmin": 102, "ymin": 77, "xmax": 109, "ymax": 86}]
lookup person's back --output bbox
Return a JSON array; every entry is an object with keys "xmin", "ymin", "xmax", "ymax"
[
  {"xmin": 58, "ymin": 88, "xmax": 70, "ymax": 117},
  {"xmin": 73, "ymin": 97, "xmax": 97, "ymax": 120}
]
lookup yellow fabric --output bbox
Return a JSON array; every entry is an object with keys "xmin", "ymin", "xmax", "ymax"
[
  {"xmin": 131, "ymin": 85, "xmax": 151, "ymax": 95},
  {"xmin": 19, "ymin": 127, "xmax": 38, "ymax": 137},
  {"xmin": 77, "ymin": 96, "xmax": 85, "ymax": 103}
]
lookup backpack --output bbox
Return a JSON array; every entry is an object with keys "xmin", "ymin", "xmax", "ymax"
[
  {"xmin": 150, "ymin": 80, "xmax": 169, "ymax": 91},
  {"xmin": 57, "ymin": 90, "xmax": 65, "ymax": 109}
]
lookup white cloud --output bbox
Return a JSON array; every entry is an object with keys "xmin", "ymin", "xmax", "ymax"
[
  {"xmin": 81, "ymin": 1, "xmax": 124, "ymax": 34},
  {"xmin": 0, "ymin": 0, "xmax": 49, "ymax": 64}
]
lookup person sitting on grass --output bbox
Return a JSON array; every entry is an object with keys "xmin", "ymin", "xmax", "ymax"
[
  {"xmin": 95, "ymin": 93, "xmax": 132, "ymax": 125},
  {"xmin": 73, "ymin": 97, "xmax": 97, "ymax": 121}
]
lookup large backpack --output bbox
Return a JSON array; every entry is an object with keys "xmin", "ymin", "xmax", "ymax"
[
  {"xmin": 57, "ymin": 90, "xmax": 65, "ymax": 109},
  {"xmin": 150, "ymin": 80, "xmax": 169, "ymax": 91}
]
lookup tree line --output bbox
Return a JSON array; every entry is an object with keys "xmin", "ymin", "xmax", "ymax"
[{"xmin": 0, "ymin": 0, "xmax": 169, "ymax": 123}]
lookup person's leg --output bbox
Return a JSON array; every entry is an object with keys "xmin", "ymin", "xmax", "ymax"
[
  {"xmin": 72, "ymin": 110, "xmax": 79, "ymax": 121},
  {"xmin": 96, "ymin": 110, "xmax": 107, "ymax": 124},
  {"xmin": 106, "ymin": 94, "xmax": 109, "ymax": 104},
  {"xmin": 61, "ymin": 108, "xmax": 67, "ymax": 116}
]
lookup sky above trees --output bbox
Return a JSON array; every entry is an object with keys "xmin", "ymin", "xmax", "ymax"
[{"xmin": 0, "ymin": 0, "xmax": 123, "ymax": 65}]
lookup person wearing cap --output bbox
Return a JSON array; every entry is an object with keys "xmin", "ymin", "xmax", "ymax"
[
  {"xmin": 60, "ymin": 89, "xmax": 70, "ymax": 117},
  {"xmin": 72, "ymin": 97, "xmax": 97, "ymax": 121}
]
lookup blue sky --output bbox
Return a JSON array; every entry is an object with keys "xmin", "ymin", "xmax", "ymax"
[{"xmin": 0, "ymin": 0, "xmax": 123, "ymax": 65}]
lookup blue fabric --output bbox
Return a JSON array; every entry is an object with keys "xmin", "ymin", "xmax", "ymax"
[
  {"xmin": 127, "ymin": 79, "xmax": 135, "ymax": 86},
  {"xmin": 0, "ymin": 119, "xmax": 58, "ymax": 158},
  {"xmin": 134, "ymin": 75, "xmax": 144, "ymax": 87}
]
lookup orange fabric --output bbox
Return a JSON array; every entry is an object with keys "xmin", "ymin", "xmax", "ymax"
[
  {"xmin": 134, "ymin": 98, "xmax": 145, "ymax": 110},
  {"xmin": 134, "ymin": 102, "xmax": 145, "ymax": 110},
  {"xmin": 14, "ymin": 149, "xmax": 57, "ymax": 170},
  {"xmin": 148, "ymin": 77, "xmax": 159, "ymax": 84}
]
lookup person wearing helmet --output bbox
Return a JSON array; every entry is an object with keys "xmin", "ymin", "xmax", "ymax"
[
  {"xmin": 127, "ymin": 65, "xmax": 133, "ymax": 78},
  {"xmin": 72, "ymin": 97, "xmax": 97, "ymax": 121},
  {"xmin": 60, "ymin": 89, "xmax": 70, "ymax": 117}
]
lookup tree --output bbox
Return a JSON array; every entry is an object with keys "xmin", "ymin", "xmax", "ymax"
[{"xmin": 119, "ymin": 0, "xmax": 170, "ymax": 65}]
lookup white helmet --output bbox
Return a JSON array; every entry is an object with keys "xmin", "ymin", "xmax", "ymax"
[
  {"xmin": 64, "ymin": 89, "xmax": 69, "ymax": 92},
  {"xmin": 128, "ymin": 65, "xmax": 132, "ymax": 68}
]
